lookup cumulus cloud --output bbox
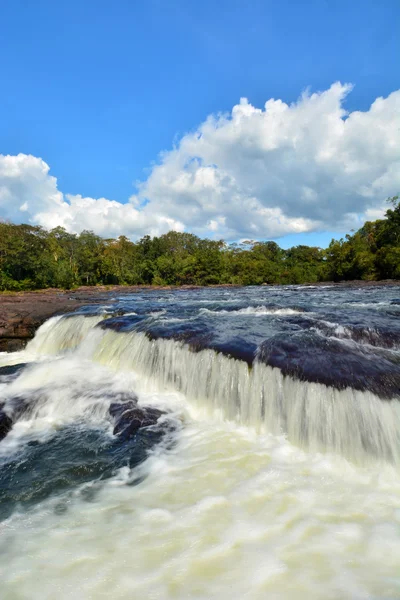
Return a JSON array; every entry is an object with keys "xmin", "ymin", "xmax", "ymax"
[
  {"xmin": 1, "ymin": 83, "xmax": 399, "ymax": 240},
  {"xmin": 0, "ymin": 154, "xmax": 184, "ymax": 238},
  {"xmin": 133, "ymin": 82, "xmax": 400, "ymax": 239}
]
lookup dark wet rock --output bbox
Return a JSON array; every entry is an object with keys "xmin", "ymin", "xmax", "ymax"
[
  {"xmin": 0, "ymin": 393, "xmax": 41, "ymax": 439},
  {"xmin": 210, "ymin": 339, "xmax": 257, "ymax": 365},
  {"xmin": 257, "ymin": 331, "xmax": 400, "ymax": 399},
  {"xmin": 334, "ymin": 324, "xmax": 400, "ymax": 349},
  {"xmin": 0, "ymin": 363, "xmax": 27, "ymax": 377},
  {"xmin": 284, "ymin": 313, "xmax": 400, "ymax": 350},
  {"xmin": 110, "ymin": 402, "xmax": 167, "ymax": 441},
  {"xmin": 97, "ymin": 314, "xmax": 147, "ymax": 332},
  {"xmin": 109, "ymin": 400, "xmax": 138, "ymax": 418},
  {"xmin": 145, "ymin": 321, "xmax": 214, "ymax": 351},
  {"xmin": 0, "ymin": 410, "xmax": 12, "ymax": 441},
  {"xmin": 106, "ymin": 390, "xmax": 138, "ymax": 405},
  {"xmin": 0, "ymin": 339, "xmax": 27, "ymax": 352},
  {"xmin": 7, "ymin": 396, "xmax": 33, "ymax": 420},
  {"xmin": 0, "ymin": 363, "xmax": 28, "ymax": 383}
]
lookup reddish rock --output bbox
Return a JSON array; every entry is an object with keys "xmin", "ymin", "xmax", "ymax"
[{"xmin": 0, "ymin": 286, "xmax": 144, "ymax": 352}]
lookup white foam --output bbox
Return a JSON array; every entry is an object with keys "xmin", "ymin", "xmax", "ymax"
[
  {"xmin": 200, "ymin": 305, "xmax": 303, "ymax": 316},
  {"xmin": 148, "ymin": 309, "xmax": 167, "ymax": 317},
  {"xmin": 2, "ymin": 419, "xmax": 400, "ymax": 599}
]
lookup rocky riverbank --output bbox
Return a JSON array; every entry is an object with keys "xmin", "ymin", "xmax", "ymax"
[{"xmin": 0, "ymin": 286, "xmax": 149, "ymax": 352}]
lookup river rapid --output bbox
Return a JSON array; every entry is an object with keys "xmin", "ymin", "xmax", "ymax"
[{"xmin": 1, "ymin": 284, "xmax": 400, "ymax": 599}]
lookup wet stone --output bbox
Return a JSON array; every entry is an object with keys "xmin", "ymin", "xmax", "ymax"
[
  {"xmin": 0, "ymin": 410, "xmax": 12, "ymax": 441},
  {"xmin": 257, "ymin": 331, "xmax": 400, "ymax": 399},
  {"xmin": 5, "ymin": 393, "xmax": 41, "ymax": 421},
  {"xmin": 0, "ymin": 393, "xmax": 43, "ymax": 443},
  {"xmin": 109, "ymin": 400, "xmax": 138, "ymax": 418},
  {"xmin": 97, "ymin": 315, "xmax": 147, "ymax": 332},
  {"xmin": 110, "ymin": 402, "xmax": 167, "ymax": 441},
  {"xmin": 0, "ymin": 363, "xmax": 27, "ymax": 382}
]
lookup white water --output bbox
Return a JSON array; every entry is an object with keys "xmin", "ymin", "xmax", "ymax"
[
  {"xmin": 26, "ymin": 315, "xmax": 400, "ymax": 466},
  {"xmin": 2, "ymin": 418, "xmax": 400, "ymax": 600},
  {"xmin": 26, "ymin": 314, "xmax": 106, "ymax": 355},
  {"xmin": 1, "ymin": 314, "xmax": 400, "ymax": 599},
  {"xmin": 200, "ymin": 305, "xmax": 303, "ymax": 316}
]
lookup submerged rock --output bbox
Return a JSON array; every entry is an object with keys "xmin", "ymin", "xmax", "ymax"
[
  {"xmin": 0, "ymin": 363, "xmax": 27, "ymax": 378},
  {"xmin": 109, "ymin": 399, "xmax": 138, "ymax": 418},
  {"xmin": 0, "ymin": 421, "xmax": 174, "ymax": 520},
  {"xmin": 110, "ymin": 402, "xmax": 168, "ymax": 441},
  {"xmin": 257, "ymin": 331, "xmax": 400, "ymax": 399},
  {"xmin": 98, "ymin": 315, "xmax": 147, "ymax": 332},
  {"xmin": 7, "ymin": 395, "xmax": 34, "ymax": 420},
  {"xmin": 0, "ymin": 393, "xmax": 42, "ymax": 442},
  {"xmin": 0, "ymin": 407, "xmax": 12, "ymax": 441}
]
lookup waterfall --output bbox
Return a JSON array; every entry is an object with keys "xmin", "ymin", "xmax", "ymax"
[
  {"xmin": 26, "ymin": 314, "xmax": 106, "ymax": 355},
  {"xmin": 29, "ymin": 315, "xmax": 400, "ymax": 465}
]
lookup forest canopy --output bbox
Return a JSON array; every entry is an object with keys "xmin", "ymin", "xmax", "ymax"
[{"xmin": 0, "ymin": 197, "xmax": 399, "ymax": 291}]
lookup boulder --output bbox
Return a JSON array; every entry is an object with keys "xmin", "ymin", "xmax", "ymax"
[
  {"xmin": 0, "ymin": 409, "xmax": 12, "ymax": 441},
  {"xmin": 109, "ymin": 402, "xmax": 167, "ymax": 441},
  {"xmin": 109, "ymin": 399, "xmax": 138, "ymax": 419},
  {"xmin": 0, "ymin": 393, "xmax": 40, "ymax": 442}
]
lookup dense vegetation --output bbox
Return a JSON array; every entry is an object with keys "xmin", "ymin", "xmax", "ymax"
[{"xmin": 0, "ymin": 197, "xmax": 399, "ymax": 291}]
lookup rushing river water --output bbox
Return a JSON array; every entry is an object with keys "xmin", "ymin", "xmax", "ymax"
[{"xmin": 1, "ymin": 284, "xmax": 400, "ymax": 599}]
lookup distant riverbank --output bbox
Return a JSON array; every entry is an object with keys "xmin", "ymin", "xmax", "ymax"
[{"xmin": 1, "ymin": 280, "xmax": 399, "ymax": 352}]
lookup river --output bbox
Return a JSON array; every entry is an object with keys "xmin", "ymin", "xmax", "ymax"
[{"xmin": 0, "ymin": 284, "xmax": 400, "ymax": 599}]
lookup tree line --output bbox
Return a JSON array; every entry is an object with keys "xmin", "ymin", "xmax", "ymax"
[{"xmin": 0, "ymin": 197, "xmax": 399, "ymax": 291}]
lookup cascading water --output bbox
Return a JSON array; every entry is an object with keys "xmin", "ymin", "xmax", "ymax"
[
  {"xmin": 1, "ymin": 284, "xmax": 400, "ymax": 599},
  {"xmin": 26, "ymin": 313, "xmax": 106, "ymax": 354},
  {"xmin": 25, "ymin": 312, "xmax": 400, "ymax": 465}
]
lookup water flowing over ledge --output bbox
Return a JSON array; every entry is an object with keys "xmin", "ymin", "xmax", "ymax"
[{"xmin": 29, "ymin": 314, "xmax": 400, "ymax": 466}]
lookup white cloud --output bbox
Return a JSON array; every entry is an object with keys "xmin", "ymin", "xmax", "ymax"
[
  {"xmin": 0, "ymin": 83, "xmax": 399, "ymax": 241},
  {"xmin": 0, "ymin": 154, "xmax": 184, "ymax": 238}
]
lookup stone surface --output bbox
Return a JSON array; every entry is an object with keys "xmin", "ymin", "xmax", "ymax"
[
  {"xmin": 109, "ymin": 402, "xmax": 167, "ymax": 441},
  {"xmin": 0, "ymin": 409, "xmax": 12, "ymax": 441}
]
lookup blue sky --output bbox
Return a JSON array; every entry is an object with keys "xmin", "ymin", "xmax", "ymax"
[{"xmin": 0, "ymin": 0, "xmax": 399, "ymax": 247}]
